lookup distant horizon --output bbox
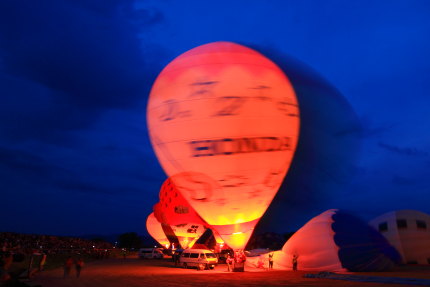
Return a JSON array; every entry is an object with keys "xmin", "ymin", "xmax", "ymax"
[{"xmin": 3, "ymin": 206, "xmax": 430, "ymax": 239}]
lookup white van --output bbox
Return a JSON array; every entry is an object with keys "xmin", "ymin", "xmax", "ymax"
[
  {"xmin": 138, "ymin": 248, "xmax": 164, "ymax": 259},
  {"xmin": 179, "ymin": 249, "xmax": 218, "ymax": 269}
]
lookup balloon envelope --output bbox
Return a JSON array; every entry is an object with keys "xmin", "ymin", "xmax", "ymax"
[
  {"xmin": 146, "ymin": 212, "xmax": 170, "ymax": 248},
  {"xmin": 278, "ymin": 209, "xmax": 401, "ymax": 271},
  {"xmin": 147, "ymin": 41, "xmax": 300, "ymax": 249},
  {"xmin": 170, "ymin": 223, "xmax": 207, "ymax": 249},
  {"xmin": 155, "ymin": 176, "xmax": 207, "ymax": 226}
]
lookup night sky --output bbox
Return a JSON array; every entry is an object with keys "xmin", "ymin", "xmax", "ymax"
[{"xmin": 1, "ymin": 0, "xmax": 429, "ymax": 237}]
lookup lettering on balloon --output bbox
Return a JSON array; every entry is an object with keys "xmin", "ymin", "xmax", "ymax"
[
  {"xmin": 174, "ymin": 205, "xmax": 189, "ymax": 214},
  {"xmin": 189, "ymin": 136, "xmax": 292, "ymax": 157},
  {"xmin": 186, "ymin": 225, "xmax": 200, "ymax": 234},
  {"xmin": 219, "ymin": 174, "xmax": 248, "ymax": 188},
  {"xmin": 156, "ymin": 93, "xmax": 298, "ymax": 123},
  {"xmin": 213, "ymin": 96, "xmax": 247, "ymax": 116},
  {"xmin": 188, "ymin": 80, "xmax": 218, "ymax": 98},
  {"xmin": 276, "ymin": 97, "xmax": 299, "ymax": 117},
  {"xmin": 248, "ymin": 85, "xmax": 272, "ymax": 102},
  {"xmin": 158, "ymin": 99, "xmax": 190, "ymax": 121},
  {"xmin": 175, "ymin": 176, "xmax": 213, "ymax": 202}
]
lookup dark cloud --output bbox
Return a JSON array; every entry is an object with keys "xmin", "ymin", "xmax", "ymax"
[
  {"xmin": 0, "ymin": 143, "xmax": 160, "ymax": 196},
  {"xmin": 0, "ymin": 1, "xmax": 167, "ymax": 233},
  {"xmin": 0, "ymin": 0, "xmax": 166, "ymax": 145},
  {"xmin": 0, "ymin": 0, "xmax": 162, "ymax": 107},
  {"xmin": 0, "ymin": 74, "xmax": 97, "ymax": 144},
  {"xmin": 0, "ymin": 145, "xmax": 63, "ymax": 177},
  {"xmin": 378, "ymin": 142, "xmax": 429, "ymax": 157}
]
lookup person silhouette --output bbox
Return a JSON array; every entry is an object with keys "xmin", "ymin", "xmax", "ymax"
[
  {"xmin": 75, "ymin": 258, "xmax": 84, "ymax": 278},
  {"xmin": 268, "ymin": 253, "xmax": 274, "ymax": 269},
  {"xmin": 226, "ymin": 254, "xmax": 233, "ymax": 272},
  {"xmin": 292, "ymin": 254, "xmax": 298, "ymax": 271},
  {"xmin": 63, "ymin": 256, "xmax": 74, "ymax": 278}
]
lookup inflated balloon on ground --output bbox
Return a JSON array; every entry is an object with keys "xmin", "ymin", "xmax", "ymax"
[
  {"xmin": 155, "ymin": 176, "xmax": 207, "ymax": 226},
  {"xmin": 146, "ymin": 212, "xmax": 170, "ymax": 248},
  {"xmin": 278, "ymin": 209, "xmax": 401, "ymax": 271}
]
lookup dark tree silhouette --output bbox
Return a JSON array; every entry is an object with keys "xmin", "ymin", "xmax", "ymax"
[{"xmin": 117, "ymin": 232, "xmax": 142, "ymax": 249}]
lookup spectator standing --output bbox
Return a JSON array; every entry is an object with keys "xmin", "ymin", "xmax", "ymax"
[
  {"xmin": 268, "ymin": 252, "xmax": 274, "ymax": 269},
  {"xmin": 292, "ymin": 254, "xmax": 298, "ymax": 271},
  {"xmin": 39, "ymin": 253, "xmax": 47, "ymax": 271},
  {"xmin": 63, "ymin": 256, "xmax": 74, "ymax": 278},
  {"xmin": 75, "ymin": 258, "xmax": 84, "ymax": 278},
  {"xmin": 226, "ymin": 254, "xmax": 234, "ymax": 272}
]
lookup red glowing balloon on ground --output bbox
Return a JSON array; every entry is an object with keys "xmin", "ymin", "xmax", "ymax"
[
  {"xmin": 155, "ymin": 177, "xmax": 207, "ymax": 226},
  {"xmin": 153, "ymin": 203, "xmax": 206, "ymax": 249},
  {"xmin": 153, "ymin": 177, "xmax": 208, "ymax": 249},
  {"xmin": 170, "ymin": 223, "xmax": 206, "ymax": 249},
  {"xmin": 147, "ymin": 42, "xmax": 300, "ymax": 250}
]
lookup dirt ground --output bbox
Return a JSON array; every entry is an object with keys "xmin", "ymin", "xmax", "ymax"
[{"xmin": 29, "ymin": 257, "xmax": 430, "ymax": 287}]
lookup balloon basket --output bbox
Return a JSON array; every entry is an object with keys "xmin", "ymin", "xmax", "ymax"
[{"xmin": 232, "ymin": 262, "xmax": 245, "ymax": 272}]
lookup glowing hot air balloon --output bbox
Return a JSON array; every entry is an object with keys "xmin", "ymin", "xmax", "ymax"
[
  {"xmin": 146, "ymin": 212, "xmax": 170, "ymax": 249},
  {"xmin": 147, "ymin": 42, "xmax": 300, "ymax": 250},
  {"xmin": 155, "ymin": 177, "xmax": 207, "ymax": 226},
  {"xmin": 153, "ymin": 177, "xmax": 208, "ymax": 249},
  {"xmin": 170, "ymin": 223, "xmax": 206, "ymax": 249},
  {"xmin": 153, "ymin": 203, "xmax": 206, "ymax": 249}
]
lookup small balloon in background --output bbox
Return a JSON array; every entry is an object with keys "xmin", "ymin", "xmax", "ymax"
[{"xmin": 146, "ymin": 212, "xmax": 171, "ymax": 249}]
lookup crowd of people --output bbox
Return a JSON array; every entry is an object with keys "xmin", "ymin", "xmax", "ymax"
[
  {"xmin": 0, "ymin": 232, "xmax": 113, "ymax": 284},
  {"xmin": 0, "ymin": 232, "xmax": 113, "ymax": 256}
]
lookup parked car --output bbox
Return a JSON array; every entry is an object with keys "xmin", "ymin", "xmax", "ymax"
[
  {"xmin": 162, "ymin": 248, "xmax": 173, "ymax": 257},
  {"xmin": 179, "ymin": 249, "xmax": 218, "ymax": 270},
  {"xmin": 138, "ymin": 248, "xmax": 164, "ymax": 259}
]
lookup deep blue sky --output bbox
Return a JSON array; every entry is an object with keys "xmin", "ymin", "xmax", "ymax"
[{"xmin": 1, "ymin": 0, "xmax": 429, "ymax": 237}]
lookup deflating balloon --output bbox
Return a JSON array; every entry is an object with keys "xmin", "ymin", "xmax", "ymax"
[
  {"xmin": 147, "ymin": 41, "xmax": 300, "ymax": 250},
  {"xmin": 279, "ymin": 209, "xmax": 401, "ymax": 271}
]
